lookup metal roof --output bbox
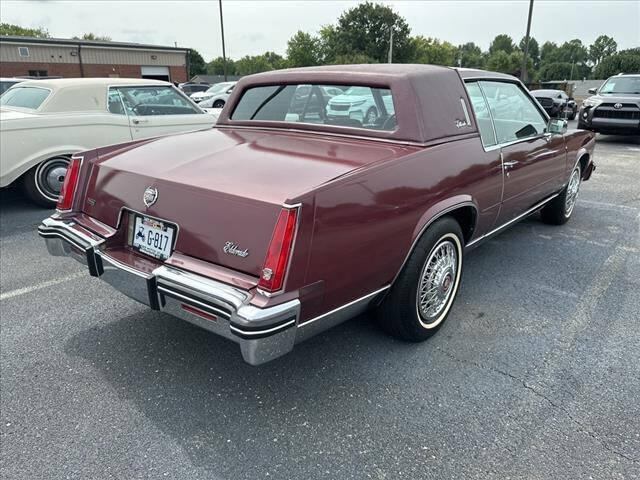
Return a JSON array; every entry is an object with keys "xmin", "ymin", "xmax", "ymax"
[{"xmin": 0, "ymin": 35, "xmax": 189, "ymax": 52}]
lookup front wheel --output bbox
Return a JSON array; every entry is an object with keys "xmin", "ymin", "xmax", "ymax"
[
  {"xmin": 540, "ymin": 163, "xmax": 581, "ymax": 225},
  {"xmin": 212, "ymin": 100, "xmax": 225, "ymax": 108},
  {"xmin": 376, "ymin": 217, "xmax": 464, "ymax": 341},
  {"xmin": 23, "ymin": 156, "xmax": 70, "ymax": 208}
]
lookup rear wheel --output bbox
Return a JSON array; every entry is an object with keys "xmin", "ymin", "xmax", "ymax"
[
  {"xmin": 23, "ymin": 156, "xmax": 70, "ymax": 208},
  {"xmin": 541, "ymin": 163, "xmax": 581, "ymax": 225},
  {"xmin": 376, "ymin": 217, "xmax": 464, "ymax": 341},
  {"xmin": 213, "ymin": 100, "xmax": 225, "ymax": 108}
]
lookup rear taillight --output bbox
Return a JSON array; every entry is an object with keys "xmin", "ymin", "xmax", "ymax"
[
  {"xmin": 258, "ymin": 207, "xmax": 299, "ymax": 293},
  {"xmin": 56, "ymin": 156, "xmax": 82, "ymax": 211}
]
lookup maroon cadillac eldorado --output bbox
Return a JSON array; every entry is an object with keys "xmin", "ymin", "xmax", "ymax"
[{"xmin": 39, "ymin": 65, "xmax": 595, "ymax": 365}]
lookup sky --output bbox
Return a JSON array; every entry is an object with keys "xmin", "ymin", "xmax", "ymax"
[{"xmin": 1, "ymin": 0, "xmax": 639, "ymax": 61}]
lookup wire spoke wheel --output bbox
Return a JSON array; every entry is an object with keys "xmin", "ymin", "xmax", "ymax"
[
  {"xmin": 416, "ymin": 236, "xmax": 460, "ymax": 327},
  {"xmin": 564, "ymin": 167, "xmax": 581, "ymax": 217}
]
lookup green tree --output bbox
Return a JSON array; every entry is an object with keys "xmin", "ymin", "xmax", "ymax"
[
  {"xmin": 540, "ymin": 41, "xmax": 559, "ymax": 63},
  {"xmin": 0, "ymin": 23, "xmax": 49, "ymax": 38},
  {"xmin": 75, "ymin": 33, "xmax": 112, "ymax": 41},
  {"xmin": 188, "ymin": 49, "xmax": 207, "ymax": 77},
  {"xmin": 207, "ymin": 56, "xmax": 237, "ymax": 76},
  {"xmin": 234, "ymin": 55, "xmax": 274, "ymax": 75},
  {"xmin": 519, "ymin": 36, "xmax": 539, "ymax": 67},
  {"xmin": 320, "ymin": 2, "xmax": 413, "ymax": 63},
  {"xmin": 594, "ymin": 48, "xmax": 640, "ymax": 79},
  {"xmin": 262, "ymin": 51, "xmax": 286, "ymax": 70},
  {"xmin": 331, "ymin": 52, "xmax": 376, "ymax": 65},
  {"xmin": 457, "ymin": 42, "xmax": 484, "ymax": 68},
  {"xmin": 555, "ymin": 39, "xmax": 588, "ymax": 64},
  {"xmin": 489, "ymin": 34, "xmax": 515, "ymax": 55},
  {"xmin": 411, "ymin": 36, "xmax": 457, "ymax": 66},
  {"xmin": 589, "ymin": 35, "xmax": 617, "ymax": 67},
  {"xmin": 286, "ymin": 31, "xmax": 322, "ymax": 67},
  {"xmin": 486, "ymin": 50, "xmax": 532, "ymax": 77}
]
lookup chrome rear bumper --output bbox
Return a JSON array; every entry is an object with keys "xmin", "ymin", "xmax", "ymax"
[{"xmin": 38, "ymin": 217, "xmax": 299, "ymax": 365}]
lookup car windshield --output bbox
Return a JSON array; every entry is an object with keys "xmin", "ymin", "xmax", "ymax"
[
  {"xmin": 600, "ymin": 77, "xmax": 640, "ymax": 94},
  {"xmin": 0, "ymin": 86, "xmax": 50, "ymax": 109},
  {"xmin": 231, "ymin": 83, "xmax": 397, "ymax": 131},
  {"xmin": 206, "ymin": 82, "xmax": 233, "ymax": 94}
]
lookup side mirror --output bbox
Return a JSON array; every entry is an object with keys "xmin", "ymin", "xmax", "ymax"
[
  {"xmin": 588, "ymin": 88, "xmax": 597, "ymax": 94},
  {"xmin": 548, "ymin": 118, "xmax": 567, "ymax": 135},
  {"xmin": 226, "ymin": 89, "xmax": 233, "ymax": 94}
]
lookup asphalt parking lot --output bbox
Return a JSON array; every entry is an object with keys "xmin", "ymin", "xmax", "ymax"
[{"xmin": 1, "ymin": 124, "xmax": 639, "ymax": 479}]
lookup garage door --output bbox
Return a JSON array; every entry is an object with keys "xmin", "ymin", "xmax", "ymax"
[{"xmin": 141, "ymin": 66, "xmax": 170, "ymax": 82}]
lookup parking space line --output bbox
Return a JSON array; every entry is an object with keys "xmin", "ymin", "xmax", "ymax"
[{"xmin": 0, "ymin": 271, "xmax": 85, "ymax": 301}]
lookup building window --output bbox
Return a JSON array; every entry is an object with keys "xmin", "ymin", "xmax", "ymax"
[
  {"xmin": 18, "ymin": 47, "xmax": 29, "ymax": 57},
  {"xmin": 28, "ymin": 70, "xmax": 48, "ymax": 77}
]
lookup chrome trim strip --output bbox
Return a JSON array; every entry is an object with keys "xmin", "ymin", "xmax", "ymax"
[
  {"xmin": 96, "ymin": 250, "xmax": 152, "ymax": 278},
  {"xmin": 156, "ymin": 285, "xmax": 232, "ymax": 319},
  {"xmin": 300, "ymin": 285, "xmax": 390, "ymax": 328},
  {"xmin": 466, "ymin": 192, "xmax": 559, "ymax": 248},
  {"xmin": 230, "ymin": 319, "xmax": 296, "ymax": 337},
  {"xmin": 389, "ymin": 201, "xmax": 478, "ymax": 287},
  {"xmin": 460, "ymin": 97, "xmax": 471, "ymax": 125}
]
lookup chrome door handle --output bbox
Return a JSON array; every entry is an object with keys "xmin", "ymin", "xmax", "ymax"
[
  {"xmin": 132, "ymin": 118, "xmax": 148, "ymax": 125},
  {"xmin": 503, "ymin": 161, "xmax": 518, "ymax": 169}
]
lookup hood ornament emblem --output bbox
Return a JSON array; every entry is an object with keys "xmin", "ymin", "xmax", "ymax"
[
  {"xmin": 143, "ymin": 186, "xmax": 158, "ymax": 207},
  {"xmin": 613, "ymin": 103, "xmax": 623, "ymax": 109}
]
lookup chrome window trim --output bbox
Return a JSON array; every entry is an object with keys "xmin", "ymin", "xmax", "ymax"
[{"xmin": 460, "ymin": 97, "xmax": 471, "ymax": 126}]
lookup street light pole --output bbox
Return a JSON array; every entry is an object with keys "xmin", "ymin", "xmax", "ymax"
[
  {"xmin": 521, "ymin": 0, "xmax": 534, "ymax": 82},
  {"xmin": 218, "ymin": 0, "xmax": 227, "ymax": 82}
]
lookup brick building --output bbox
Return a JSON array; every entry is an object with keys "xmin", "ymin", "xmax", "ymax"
[{"xmin": 0, "ymin": 36, "xmax": 189, "ymax": 83}]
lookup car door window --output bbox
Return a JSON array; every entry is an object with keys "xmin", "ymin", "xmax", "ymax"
[
  {"xmin": 107, "ymin": 88, "xmax": 126, "ymax": 115},
  {"xmin": 464, "ymin": 82, "xmax": 496, "ymax": 147},
  {"xmin": 479, "ymin": 81, "xmax": 547, "ymax": 144},
  {"xmin": 115, "ymin": 86, "xmax": 201, "ymax": 116}
]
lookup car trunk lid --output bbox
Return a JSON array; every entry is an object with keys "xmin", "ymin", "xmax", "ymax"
[{"xmin": 81, "ymin": 127, "xmax": 410, "ymax": 276}]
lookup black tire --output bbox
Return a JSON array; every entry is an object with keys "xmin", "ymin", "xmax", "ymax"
[
  {"xmin": 376, "ymin": 217, "xmax": 464, "ymax": 341},
  {"xmin": 212, "ymin": 100, "xmax": 225, "ymax": 108},
  {"xmin": 540, "ymin": 163, "xmax": 582, "ymax": 225},
  {"xmin": 568, "ymin": 108, "xmax": 577, "ymax": 121},
  {"xmin": 22, "ymin": 156, "xmax": 71, "ymax": 208}
]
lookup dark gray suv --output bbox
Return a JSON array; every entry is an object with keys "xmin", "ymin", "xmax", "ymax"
[{"xmin": 578, "ymin": 73, "xmax": 640, "ymax": 135}]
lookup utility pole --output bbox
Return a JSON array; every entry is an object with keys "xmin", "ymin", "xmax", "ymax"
[
  {"xmin": 520, "ymin": 0, "xmax": 534, "ymax": 82},
  {"xmin": 388, "ymin": 28, "xmax": 393, "ymax": 63},
  {"xmin": 219, "ymin": 0, "xmax": 227, "ymax": 81}
]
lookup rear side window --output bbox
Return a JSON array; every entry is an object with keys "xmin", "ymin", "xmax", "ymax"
[
  {"xmin": 114, "ymin": 86, "xmax": 201, "ymax": 116},
  {"xmin": 231, "ymin": 84, "xmax": 397, "ymax": 131},
  {"xmin": 0, "ymin": 86, "xmax": 50, "ymax": 110},
  {"xmin": 464, "ymin": 82, "xmax": 496, "ymax": 147}
]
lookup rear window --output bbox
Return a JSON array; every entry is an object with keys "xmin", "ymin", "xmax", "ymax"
[
  {"xmin": 230, "ymin": 84, "xmax": 397, "ymax": 131},
  {"xmin": 0, "ymin": 86, "xmax": 50, "ymax": 110}
]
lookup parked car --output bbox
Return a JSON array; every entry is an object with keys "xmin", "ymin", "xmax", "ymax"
[
  {"xmin": 39, "ymin": 65, "xmax": 595, "ymax": 365},
  {"xmin": 190, "ymin": 81, "xmax": 237, "ymax": 105},
  {"xmin": 326, "ymin": 85, "xmax": 395, "ymax": 125},
  {"xmin": 578, "ymin": 73, "xmax": 640, "ymax": 135},
  {"xmin": 531, "ymin": 89, "xmax": 577, "ymax": 119},
  {"xmin": 179, "ymin": 82, "xmax": 210, "ymax": 95},
  {"xmin": 1, "ymin": 78, "xmax": 215, "ymax": 206},
  {"xmin": 0, "ymin": 77, "xmax": 25, "ymax": 95}
]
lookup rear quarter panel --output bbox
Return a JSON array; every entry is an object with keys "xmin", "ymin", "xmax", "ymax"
[
  {"xmin": 300, "ymin": 136, "xmax": 502, "ymax": 322},
  {"xmin": 564, "ymin": 129, "xmax": 596, "ymax": 179},
  {"xmin": 0, "ymin": 112, "xmax": 132, "ymax": 187}
]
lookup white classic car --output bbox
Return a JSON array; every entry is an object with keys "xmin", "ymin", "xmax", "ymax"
[{"xmin": 0, "ymin": 78, "xmax": 216, "ymax": 206}]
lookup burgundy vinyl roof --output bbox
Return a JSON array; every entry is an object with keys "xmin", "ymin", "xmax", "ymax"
[{"xmin": 216, "ymin": 64, "xmax": 483, "ymax": 144}]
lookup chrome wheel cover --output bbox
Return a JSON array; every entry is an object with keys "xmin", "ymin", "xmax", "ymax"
[
  {"xmin": 416, "ymin": 234, "xmax": 462, "ymax": 328},
  {"xmin": 35, "ymin": 157, "xmax": 70, "ymax": 202},
  {"xmin": 564, "ymin": 167, "xmax": 581, "ymax": 217}
]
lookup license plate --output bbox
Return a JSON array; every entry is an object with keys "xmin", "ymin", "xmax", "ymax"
[{"xmin": 130, "ymin": 215, "xmax": 175, "ymax": 260}]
